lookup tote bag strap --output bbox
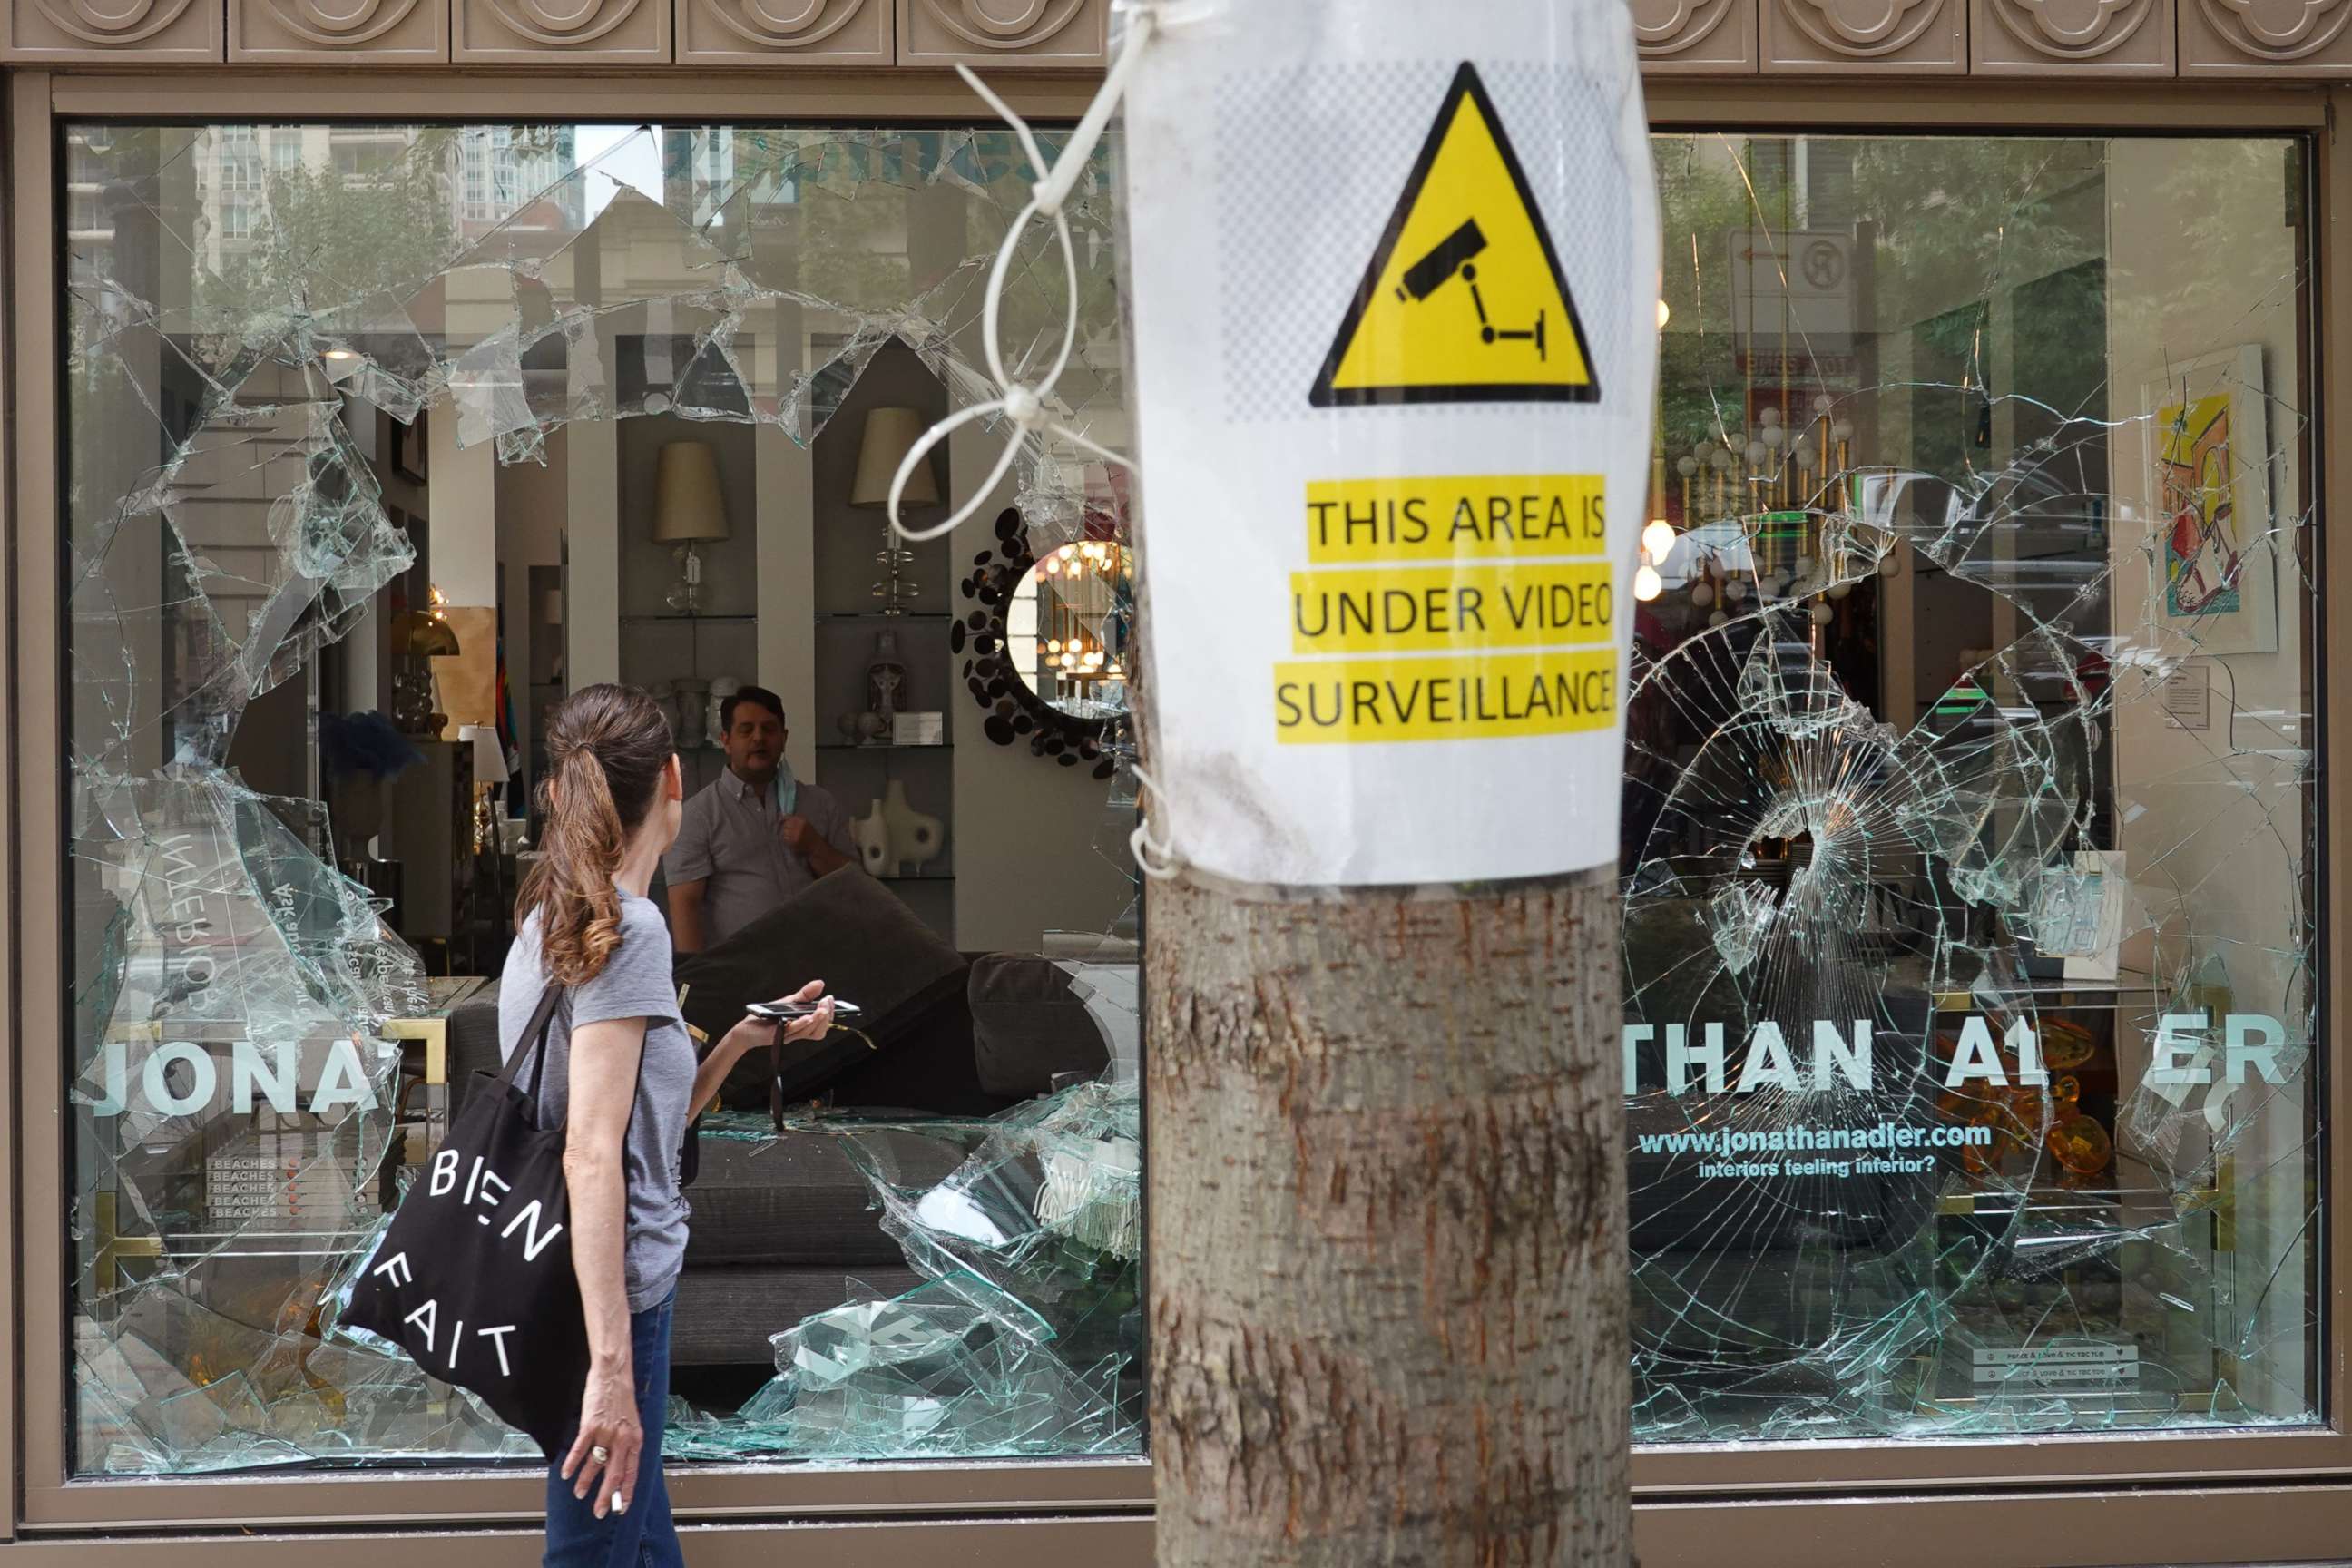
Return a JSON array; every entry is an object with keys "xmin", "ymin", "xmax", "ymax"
[
  {"xmin": 495, "ymin": 983, "xmax": 567, "ymax": 1099},
  {"xmin": 495, "ymin": 978, "xmax": 653, "ymax": 1141}
]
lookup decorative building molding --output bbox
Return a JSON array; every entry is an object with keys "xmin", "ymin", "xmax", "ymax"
[
  {"xmin": 1970, "ymin": 0, "xmax": 2171, "ymax": 69},
  {"xmin": 681, "ymin": 0, "xmax": 886, "ymax": 62},
  {"xmin": 895, "ymin": 0, "xmax": 1104, "ymax": 67},
  {"xmin": 229, "ymin": 0, "xmax": 444, "ymax": 60},
  {"xmin": 11, "ymin": 0, "xmax": 2352, "ymax": 74},
  {"xmin": 1633, "ymin": 0, "xmax": 1760, "ymax": 70},
  {"xmin": 1763, "ymin": 0, "xmax": 1966, "ymax": 69},
  {"xmin": 2181, "ymin": 0, "xmax": 2352, "ymax": 73},
  {"xmin": 4, "ymin": 0, "xmax": 220, "ymax": 59},
  {"xmin": 455, "ymin": 0, "xmax": 668, "ymax": 61}
]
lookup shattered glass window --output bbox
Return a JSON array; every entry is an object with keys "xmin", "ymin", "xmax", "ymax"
[
  {"xmin": 1628, "ymin": 135, "xmax": 2321, "ymax": 1441},
  {"xmin": 63, "ymin": 122, "xmax": 1141, "ymax": 1475}
]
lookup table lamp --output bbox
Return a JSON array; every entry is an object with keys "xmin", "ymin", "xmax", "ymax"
[
  {"xmin": 652, "ymin": 441, "xmax": 730, "ymax": 613},
  {"xmin": 850, "ymin": 407, "xmax": 940, "ymax": 615},
  {"xmin": 456, "ymin": 724, "xmax": 509, "ymax": 854}
]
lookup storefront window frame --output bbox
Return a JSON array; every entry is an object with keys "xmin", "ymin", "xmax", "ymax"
[{"xmin": 2, "ymin": 67, "xmax": 2346, "ymax": 1542}]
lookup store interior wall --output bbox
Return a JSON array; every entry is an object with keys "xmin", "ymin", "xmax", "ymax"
[{"xmin": 2104, "ymin": 137, "xmax": 2312, "ymax": 1416}]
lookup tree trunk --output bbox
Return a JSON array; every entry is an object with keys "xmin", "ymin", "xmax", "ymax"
[{"xmin": 1148, "ymin": 867, "xmax": 1629, "ymax": 1568}]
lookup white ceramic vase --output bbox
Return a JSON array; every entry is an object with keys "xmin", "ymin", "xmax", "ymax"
[
  {"xmin": 881, "ymin": 779, "xmax": 944, "ymax": 874},
  {"xmin": 851, "ymin": 800, "xmax": 893, "ymax": 877}
]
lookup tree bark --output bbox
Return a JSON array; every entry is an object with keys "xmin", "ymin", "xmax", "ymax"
[{"xmin": 1148, "ymin": 867, "xmax": 1629, "ymax": 1568}]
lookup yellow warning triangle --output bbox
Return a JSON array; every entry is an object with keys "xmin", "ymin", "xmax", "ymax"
[{"xmin": 1309, "ymin": 63, "xmax": 1599, "ymax": 408}]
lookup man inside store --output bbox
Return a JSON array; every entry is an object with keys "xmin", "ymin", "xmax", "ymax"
[{"xmin": 665, "ymin": 684, "xmax": 859, "ymax": 953}]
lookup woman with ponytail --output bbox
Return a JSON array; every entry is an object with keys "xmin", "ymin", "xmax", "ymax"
[{"xmin": 503, "ymin": 684, "xmax": 833, "ymax": 1566}]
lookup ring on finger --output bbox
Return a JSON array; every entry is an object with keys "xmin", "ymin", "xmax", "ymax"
[{"xmin": 591, "ymin": 1445, "xmax": 611, "ymax": 1465}]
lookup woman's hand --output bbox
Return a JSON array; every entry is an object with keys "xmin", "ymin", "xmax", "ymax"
[
  {"xmin": 717, "ymin": 979, "xmax": 835, "ymax": 1060},
  {"xmin": 561, "ymin": 1360, "xmax": 642, "ymax": 1518},
  {"xmin": 775, "ymin": 977, "xmax": 836, "ymax": 1044},
  {"xmin": 692, "ymin": 981, "xmax": 836, "ymax": 1121}
]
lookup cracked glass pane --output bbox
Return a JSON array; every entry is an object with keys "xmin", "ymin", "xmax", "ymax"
[
  {"xmin": 59, "ymin": 112, "xmax": 2320, "ymax": 1474},
  {"xmin": 1628, "ymin": 134, "xmax": 2320, "ymax": 1440},
  {"xmin": 64, "ymin": 120, "xmax": 1136, "ymax": 1475}
]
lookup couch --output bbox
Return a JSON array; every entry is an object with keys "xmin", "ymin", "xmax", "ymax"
[{"xmin": 446, "ymin": 868, "xmax": 1122, "ymax": 1367}]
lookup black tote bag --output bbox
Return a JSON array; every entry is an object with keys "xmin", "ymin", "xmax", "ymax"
[{"xmin": 344, "ymin": 985, "xmax": 622, "ymax": 1455}]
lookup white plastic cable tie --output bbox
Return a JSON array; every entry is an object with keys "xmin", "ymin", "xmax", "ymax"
[
  {"xmin": 1125, "ymin": 760, "xmax": 1182, "ymax": 881},
  {"xmin": 887, "ymin": 3, "xmax": 1173, "ymax": 545}
]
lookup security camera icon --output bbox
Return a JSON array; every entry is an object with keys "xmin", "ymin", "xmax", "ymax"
[{"xmin": 1394, "ymin": 217, "xmax": 1547, "ymax": 359}]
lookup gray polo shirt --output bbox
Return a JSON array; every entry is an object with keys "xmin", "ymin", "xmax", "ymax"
[{"xmin": 662, "ymin": 767, "xmax": 856, "ymax": 946}]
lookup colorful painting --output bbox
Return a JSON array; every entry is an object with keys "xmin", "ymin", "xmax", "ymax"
[
  {"xmin": 2141, "ymin": 345, "xmax": 2277, "ymax": 656},
  {"xmin": 2157, "ymin": 390, "xmax": 2239, "ymax": 618}
]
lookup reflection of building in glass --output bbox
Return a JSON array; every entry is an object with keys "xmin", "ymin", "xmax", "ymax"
[{"xmin": 456, "ymin": 125, "xmax": 582, "ymax": 235}]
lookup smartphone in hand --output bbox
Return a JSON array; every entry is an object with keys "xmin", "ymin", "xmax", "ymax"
[{"xmin": 746, "ymin": 996, "xmax": 860, "ymax": 1022}]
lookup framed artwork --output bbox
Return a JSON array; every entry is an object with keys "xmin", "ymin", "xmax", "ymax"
[
  {"xmin": 391, "ymin": 407, "xmax": 429, "ymax": 485},
  {"xmin": 2139, "ymin": 344, "xmax": 2278, "ymax": 655}
]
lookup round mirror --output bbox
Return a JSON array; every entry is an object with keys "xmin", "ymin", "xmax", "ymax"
[
  {"xmin": 1009, "ymin": 540, "xmax": 1131, "ymax": 722},
  {"xmin": 956, "ymin": 509, "xmax": 1130, "ymax": 777}
]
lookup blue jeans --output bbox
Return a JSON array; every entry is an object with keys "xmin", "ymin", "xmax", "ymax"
[{"xmin": 544, "ymin": 1290, "xmax": 681, "ymax": 1568}]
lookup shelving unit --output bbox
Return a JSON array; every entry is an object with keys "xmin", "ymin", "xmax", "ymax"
[
  {"xmin": 618, "ymin": 616, "xmax": 756, "ymax": 798},
  {"xmin": 807, "ymin": 341, "xmax": 958, "ymax": 942}
]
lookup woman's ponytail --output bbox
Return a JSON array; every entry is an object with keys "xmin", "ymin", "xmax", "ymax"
[{"xmin": 516, "ymin": 684, "xmax": 674, "ymax": 985}]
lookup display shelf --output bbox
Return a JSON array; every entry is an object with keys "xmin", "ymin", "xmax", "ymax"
[
  {"xmin": 816, "ymin": 612, "xmax": 952, "ymax": 624},
  {"xmin": 622, "ymin": 612, "xmax": 757, "ymax": 625}
]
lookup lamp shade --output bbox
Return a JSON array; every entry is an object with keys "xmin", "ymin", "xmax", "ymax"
[
  {"xmin": 652, "ymin": 442, "xmax": 730, "ymax": 544},
  {"xmin": 456, "ymin": 724, "xmax": 510, "ymax": 786},
  {"xmin": 850, "ymin": 407, "xmax": 942, "ymax": 508}
]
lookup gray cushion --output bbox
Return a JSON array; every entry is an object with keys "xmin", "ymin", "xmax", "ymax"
[
  {"xmin": 682, "ymin": 1132, "xmax": 906, "ymax": 1267},
  {"xmin": 967, "ymin": 954, "xmax": 1111, "ymax": 1098},
  {"xmin": 669, "ymin": 1264, "xmax": 923, "ymax": 1367},
  {"xmin": 673, "ymin": 869, "xmax": 970, "ymax": 1108}
]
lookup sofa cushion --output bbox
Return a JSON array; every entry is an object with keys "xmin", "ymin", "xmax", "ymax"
[
  {"xmin": 967, "ymin": 954, "xmax": 1111, "ymax": 1099},
  {"xmin": 673, "ymin": 869, "xmax": 969, "ymax": 1109},
  {"xmin": 670, "ymin": 1264, "xmax": 925, "ymax": 1367},
  {"xmin": 682, "ymin": 1132, "xmax": 909, "ymax": 1267}
]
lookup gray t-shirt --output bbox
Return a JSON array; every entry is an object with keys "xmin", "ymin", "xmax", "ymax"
[{"xmin": 500, "ymin": 894, "xmax": 696, "ymax": 1313}]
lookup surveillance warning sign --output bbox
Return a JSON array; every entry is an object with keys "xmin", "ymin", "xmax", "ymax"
[
  {"xmin": 1310, "ymin": 65, "xmax": 1601, "ymax": 409},
  {"xmin": 1122, "ymin": 3, "xmax": 1657, "ymax": 886}
]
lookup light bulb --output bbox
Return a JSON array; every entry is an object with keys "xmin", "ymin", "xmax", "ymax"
[
  {"xmin": 1690, "ymin": 582, "xmax": 1715, "ymax": 608},
  {"xmin": 1634, "ymin": 563, "xmax": 1663, "ymax": 602},
  {"xmin": 1810, "ymin": 602, "xmax": 1834, "ymax": 625},
  {"xmin": 1642, "ymin": 519, "xmax": 1677, "ymax": 560},
  {"xmin": 1047, "ymin": 639, "xmax": 1062, "ymax": 653},
  {"xmin": 1656, "ymin": 298, "xmax": 1671, "ymax": 329},
  {"xmin": 1676, "ymin": 456, "xmax": 1698, "ymax": 477},
  {"xmin": 1709, "ymin": 609, "xmax": 1729, "ymax": 627}
]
